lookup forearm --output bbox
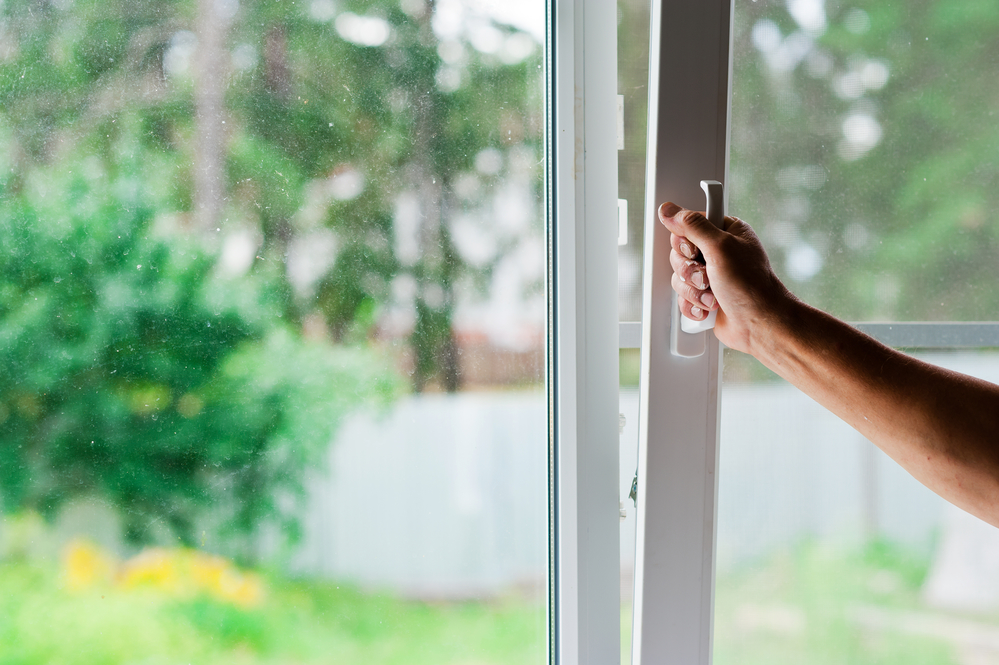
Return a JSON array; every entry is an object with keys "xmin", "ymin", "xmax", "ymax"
[{"xmin": 753, "ymin": 297, "xmax": 999, "ymax": 525}]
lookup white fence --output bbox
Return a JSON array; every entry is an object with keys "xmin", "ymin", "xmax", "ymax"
[
  {"xmin": 7, "ymin": 352, "xmax": 998, "ymax": 606},
  {"xmin": 289, "ymin": 391, "xmax": 549, "ymax": 599},
  {"xmin": 290, "ymin": 387, "xmax": 945, "ymax": 598},
  {"xmin": 289, "ymin": 351, "xmax": 999, "ymax": 603}
]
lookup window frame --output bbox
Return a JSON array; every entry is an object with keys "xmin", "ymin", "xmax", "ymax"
[
  {"xmin": 630, "ymin": 0, "xmax": 733, "ymax": 663},
  {"xmin": 621, "ymin": 3, "xmax": 999, "ymax": 664},
  {"xmin": 549, "ymin": 0, "xmax": 736, "ymax": 663},
  {"xmin": 548, "ymin": 0, "xmax": 622, "ymax": 663}
]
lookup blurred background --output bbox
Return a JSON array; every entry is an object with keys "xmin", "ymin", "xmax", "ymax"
[
  {"xmin": 4, "ymin": 0, "xmax": 999, "ymax": 663},
  {"xmin": 0, "ymin": 0, "xmax": 547, "ymax": 662},
  {"xmin": 616, "ymin": 1, "xmax": 999, "ymax": 664}
]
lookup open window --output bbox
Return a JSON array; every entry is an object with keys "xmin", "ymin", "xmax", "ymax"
[
  {"xmin": 623, "ymin": 1, "xmax": 999, "ymax": 664},
  {"xmin": 713, "ymin": 2, "xmax": 999, "ymax": 663}
]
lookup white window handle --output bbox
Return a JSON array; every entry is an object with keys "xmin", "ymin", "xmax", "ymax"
[{"xmin": 670, "ymin": 179, "xmax": 724, "ymax": 357}]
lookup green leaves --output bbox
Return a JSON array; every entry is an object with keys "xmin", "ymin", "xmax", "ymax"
[{"xmin": 0, "ymin": 163, "xmax": 397, "ymax": 546}]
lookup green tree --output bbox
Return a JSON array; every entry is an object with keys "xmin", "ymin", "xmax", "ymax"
[
  {"xmin": 0, "ymin": 0, "xmax": 540, "ymax": 545},
  {"xmin": 225, "ymin": 0, "xmax": 543, "ymax": 390},
  {"xmin": 0, "ymin": 0, "xmax": 542, "ymax": 392}
]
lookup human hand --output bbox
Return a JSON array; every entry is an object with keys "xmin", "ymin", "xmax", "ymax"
[{"xmin": 658, "ymin": 201, "xmax": 795, "ymax": 355}]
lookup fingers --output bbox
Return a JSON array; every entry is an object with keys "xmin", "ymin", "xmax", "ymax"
[
  {"xmin": 671, "ymin": 272, "xmax": 716, "ymax": 318},
  {"xmin": 669, "ymin": 247, "xmax": 710, "ymax": 290},
  {"xmin": 670, "ymin": 228, "xmax": 700, "ymax": 261},
  {"xmin": 659, "ymin": 202, "xmax": 725, "ymax": 253},
  {"xmin": 668, "ymin": 223, "xmax": 716, "ymax": 318}
]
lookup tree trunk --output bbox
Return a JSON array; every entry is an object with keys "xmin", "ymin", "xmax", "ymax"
[
  {"xmin": 409, "ymin": 0, "xmax": 461, "ymax": 393},
  {"xmin": 193, "ymin": 0, "xmax": 234, "ymax": 231}
]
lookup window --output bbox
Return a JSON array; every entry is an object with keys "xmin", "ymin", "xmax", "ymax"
[
  {"xmin": 0, "ymin": 1, "xmax": 555, "ymax": 662},
  {"xmin": 625, "ymin": 1, "xmax": 999, "ymax": 664},
  {"xmin": 715, "ymin": 2, "xmax": 999, "ymax": 663}
]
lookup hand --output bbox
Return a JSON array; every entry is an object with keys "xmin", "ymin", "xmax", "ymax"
[{"xmin": 658, "ymin": 201, "xmax": 795, "ymax": 355}]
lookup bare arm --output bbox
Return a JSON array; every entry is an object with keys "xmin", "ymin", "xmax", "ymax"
[{"xmin": 659, "ymin": 201, "xmax": 999, "ymax": 527}]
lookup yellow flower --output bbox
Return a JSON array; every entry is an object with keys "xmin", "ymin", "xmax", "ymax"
[
  {"xmin": 63, "ymin": 539, "xmax": 116, "ymax": 590},
  {"xmin": 118, "ymin": 546, "xmax": 264, "ymax": 607},
  {"xmin": 118, "ymin": 548, "xmax": 180, "ymax": 591},
  {"xmin": 217, "ymin": 566, "xmax": 264, "ymax": 607},
  {"xmin": 61, "ymin": 539, "xmax": 263, "ymax": 606}
]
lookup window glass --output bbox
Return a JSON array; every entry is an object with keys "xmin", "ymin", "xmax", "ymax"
[
  {"xmin": 617, "ymin": 0, "xmax": 650, "ymax": 325},
  {"xmin": 0, "ymin": 0, "xmax": 547, "ymax": 662},
  {"xmin": 716, "ymin": 351, "xmax": 999, "ymax": 665},
  {"xmin": 717, "ymin": 2, "xmax": 999, "ymax": 663},
  {"xmin": 728, "ymin": 0, "xmax": 999, "ymax": 323},
  {"xmin": 617, "ymin": 1, "xmax": 652, "ymax": 661}
]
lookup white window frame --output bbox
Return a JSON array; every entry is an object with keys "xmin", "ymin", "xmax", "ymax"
[
  {"xmin": 630, "ymin": 0, "xmax": 733, "ymax": 663},
  {"xmin": 549, "ymin": 0, "xmax": 622, "ymax": 663},
  {"xmin": 550, "ymin": 0, "xmax": 734, "ymax": 663},
  {"xmin": 551, "ymin": 0, "xmax": 999, "ymax": 663}
]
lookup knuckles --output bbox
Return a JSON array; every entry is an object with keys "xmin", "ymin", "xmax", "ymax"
[{"xmin": 671, "ymin": 273, "xmax": 715, "ymax": 314}]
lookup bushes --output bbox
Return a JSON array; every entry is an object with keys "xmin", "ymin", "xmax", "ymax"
[{"xmin": 0, "ymin": 164, "xmax": 397, "ymax": 547}]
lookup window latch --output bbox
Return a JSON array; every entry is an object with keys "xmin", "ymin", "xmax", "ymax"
[{"xmin": 670, "ymin": 179, "xmax": 724, "ymax": 358}]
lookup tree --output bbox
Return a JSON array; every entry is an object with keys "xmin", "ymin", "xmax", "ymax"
[
  {"xmin": 1, "ymin": 0, "xmax": 542, "ymax": 392},
  {"xmin": 225, "ymin": 0, "xmax": 544, "ymax": 390},
  {"xmin": 0, "ymin": 0, "xmax": 541, "ymax": 545}
]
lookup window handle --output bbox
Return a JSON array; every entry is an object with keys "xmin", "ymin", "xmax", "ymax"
[{"xmin": 670, "ymin": 180, "xmax": 724, "ymax": 357}]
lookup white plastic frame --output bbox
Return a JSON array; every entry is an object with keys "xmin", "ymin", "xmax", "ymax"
[
  {"xmin": 549, "ymin": 0, "xmax": 736, "ymax": 663},
  {"xmin": 622, "ymin": 2, "xmax": 999, "ymax": 663},
  {"xmin": 632, "ymin": 0, "xmax": 733, "ymax": 664},
  {"xmin": 548, "ymin": 0, "xmax": 621, "ymax": 663}
]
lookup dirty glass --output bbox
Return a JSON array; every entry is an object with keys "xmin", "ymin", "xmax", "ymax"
[
  {"xmin": 0, "ymin": 0, "xmax": 547, "ymax": 663},
  {"xmin": 716, "ymin": 2, "xmax": 999, "ymax": 664},
  {"xmin": 727, "ymin": 0, "xmax": 999, "ymax": 323}
]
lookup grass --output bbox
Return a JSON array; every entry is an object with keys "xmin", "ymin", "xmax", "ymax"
[
  {"xmin": 0, "ymin": 556, "xmax": 547, "ymax": 665},
  {"xmin": 3, "ymin": 540, "xmax": 995, "ymax": 664},
  {"xmin": 713, "ymin": 541, "xmax": 962, "ymax": 665}
]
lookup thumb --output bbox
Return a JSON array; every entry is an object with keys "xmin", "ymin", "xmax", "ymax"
[{"xmin": 658, "ymin": 201, "xmax": 725, "ymax": 254}]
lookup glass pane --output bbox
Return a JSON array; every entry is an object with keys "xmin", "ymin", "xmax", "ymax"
[
  {"xmin": 618, "ymin": 0, "xmax": 651, "ymax": 323},
  {"xmin": 0, "ymin": 1, "xmax": 547, "ymax": 663},
  {"xmin": 619, "ymin": 384, "xmax": 640, "ymax": 663},
  {"xmin": 618, "ymin": 1, "xmax": 653, "ymax": 661},
  {"xmin": 728, "ymin": 0, "xmax": 999, "ymax": 323},
  {"xmin": 721, "ymin": 2, "xmax": 999, "ymax": 662},
  {"xmin": 716, "ymin": 349, "xmax": 999, "ymax": 665}
]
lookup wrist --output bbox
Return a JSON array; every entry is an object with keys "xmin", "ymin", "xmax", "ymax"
[{"xmin": 746, "ymin": 282, "xmax": 804, "ymax": 367}]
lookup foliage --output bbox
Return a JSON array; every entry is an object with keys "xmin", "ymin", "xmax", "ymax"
[
  {"xmin": 0, "ymin": 0, "xmax": 536, "ymax": 545},
  {"xmin": 0, "ymin": 162, "xmax": 397, "ymax": 545},
  {"xmin": 0, "ymin": 538, "xmax": 978, "ymax": 665},
  {"xmin": 0, "ymin": 0, "xmax": 544, "ymax": 392}
]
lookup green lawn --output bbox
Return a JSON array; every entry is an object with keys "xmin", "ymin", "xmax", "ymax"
[
  {"xmin": 0, "ymin": 556, "xmax": 546, "ymax": 665},
  {"xmin": 713, "ymin": 541, "xmax": 963, "ymax": 665},
  {"xmin": 4, "ymin": 541, "xmax": 995, "ymax": 664}
]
